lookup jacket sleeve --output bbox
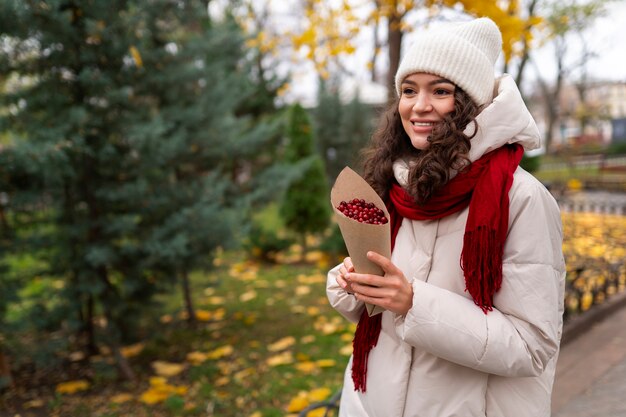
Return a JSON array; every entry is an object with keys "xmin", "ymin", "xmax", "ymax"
[
  {"xmin": 394, "ymin": 172, "xmax": 566, "ymax": 377},
  {"xmin": 327, "ymin": 263, "xmax": 366, "ymax": 323}
]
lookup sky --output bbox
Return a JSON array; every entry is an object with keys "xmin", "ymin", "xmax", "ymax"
[
  {"xmin": 527, "ymin": 0, "xmax": 626, "ymax": 84},
  {"xmin": 579, "ymin": 1, "xmax": 626, "ymax": 81}
]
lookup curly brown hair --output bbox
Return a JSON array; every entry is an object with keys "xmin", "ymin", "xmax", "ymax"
[{"xmin": 361, "ymin": 87, "xmax": 481, "ymax": 204}]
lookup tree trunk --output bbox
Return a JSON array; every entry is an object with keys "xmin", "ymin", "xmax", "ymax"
[
  {"xmin": 181, "ymin": 269, "xmax": 196, "ymax": 324},
  {"xmin": 85, "ymin": 295, "xmax": 98, "ymax": 355},
  {"xmin": 0, "ymin": 205, "xmax": 9, "ymax": 235},
  {"xmin": 109, "ymin": 335, "xmax": 136, "ymax": 383},
  {"xmin": 0, "ymin": 348, "xmax": 12, "ymax": 392},
  {"xmin": 300, "ymin": 233, "xmax": 308, "ymax": 262},
  {"xmin": 97, "ymin": 265, "xmax": 136, "ymax": 382},
  {"xmin": 103, "ymin": 306, "xmax": 136, "ymax": 382},
  {"xmin": 513, "ymin": 0, "xmax": 539, "ymax": 88},
  {"xmin": 386, "ymin": 13, "xmax": 404, "ymax": 104}
]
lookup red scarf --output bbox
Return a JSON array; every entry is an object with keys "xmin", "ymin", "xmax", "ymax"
[{"xmin": 351, "ymin": 144, "xmax": 524, "ymax": 392}]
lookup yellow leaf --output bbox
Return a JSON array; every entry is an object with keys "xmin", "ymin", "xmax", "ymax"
[
  {"xmin": 186, "ymin": 351, "xmax": 208, "ymax": 365},
  {"xmin": 300, "ymin": 335, "xmax": 316, "ymax": 344},
  {"xmin": 23, "ymin": 399, "xmax": 45, "ymax": 408},
  {"xmin": 151, "ymin": 361, "xmax": 186, "ymax": 377},
  {"xmin": 174, "ymin": 385, "xmax": 188, "ymax": 395},
  {"xmin": 267, "ymin": 351, "xmax": 294, "ymax": 367},
  {"xmin": 306, "ymin": 306, "xmax": 320, "ymax": 316},
  {"xmin": 195, "ymin": 309, "xmax": 213, "ymax": 321},
  {"xmin": 129, "ymin": 45, "xmax": 143, "ymax": 68},
  {"xmin": 304, "ymin": 251, "xmax": 325, "ymax": 263},
  {"xmin": 207, "ymin": 344, "xmax": 234, "ymax": 360},
  {"xmin": 316, "ymin": 359, "xmax": 336, "ymax": 368},
  {"xmin": 140, "ymin": 388, "xmax": 169, "ymax": 405},
  {"xmin": 291, "ymin": 305, "xmax": 306, "ymax": 314},
  {"xmin": 207, "ymin": 296, "xmax": 225, "ymax": 305},
  {"xmin": 286, "ymin": 392, "xmax": 310, "ymax": 412},
  {"xmin": 318, "ymin": 321, "xmax": 340, "ymax": 335},
  {"xmin": 250, "ymin": 412, "xmax": 263, "ymax": 417},
  {"xmin": 268, "ymin": 336, "xmax": 296, "ymax": 352},
  {"xmin": 234, "ymin": 367, "xmax": 256, "ymax": 382},
  {"xmin": 240, "ymin": 290, "xmax": 258, "ymax": 302},
  {"xmin": 340, "ymin": 332, "xmax": 353, "ymax": 341},
  {"xmin": 297, "ymin": 273, "xmax": 324, "ymax": 284},
  {"xmin": 295, "ymin": 361, "xmax": 317, "ymax": 373},
  {"xmin": 212, "ymin": 307, "xmax": 226, "ymax": 321},
  {"xmin": 215, "ymin": 376, "xmax": 230, "ymax": 386},
  {"xmin": 149, "ymin": 376, "xmax": 168, "ymax": 387},
  {"xmin": 110, "ymin": 393, "xmax": 134, "ymax": 404},
  {"xmin": 120, "ymin": 342, "xmax": 145, "ymax": 358},
  {"xmin": 567, "ymin": 178, "xmax": 583, "ymax": 191},
  {"xmin": 308, "ymin": 409, "xmax": 327, "ymax": 417},
  {"xmin": 295, "ymin": 285, "xmax": 311, "ymax": 296},
  {"xmin": 243, "ymin": 313, "xmax": 257, "ymax": 325},
  {"xmin": 340, "ymin": 343, "xmax": 353, "ymax": 356},
  {"xmin": 56, "ymin": 379, "xmax": 90, "ymax": 394},
  {"xmin": 308, "ymin": 387, "xmax": 332, "ymax": 402}
]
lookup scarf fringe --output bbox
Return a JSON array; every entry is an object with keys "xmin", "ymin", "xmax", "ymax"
[
  {"xmin": 351, "ymin": 309, "xmax": 382, "ymax": 392},
  {"xmin": 462, "ymin": 226, "xmax": 503, "ymax": 313}
]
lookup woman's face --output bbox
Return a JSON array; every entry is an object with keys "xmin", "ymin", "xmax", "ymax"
[{"xmin": 398, "ymin": 73, "xmax": 456, "ymax": 150}]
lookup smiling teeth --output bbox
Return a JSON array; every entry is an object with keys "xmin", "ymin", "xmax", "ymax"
[{"xmin": 412, "ymin": 122, "xmax": 433, "ymax": 126}]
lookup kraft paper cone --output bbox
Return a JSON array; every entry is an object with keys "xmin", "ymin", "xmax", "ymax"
[{"xmin": 330, "ymin": 167, "xmax": 391, "ymax": 316}]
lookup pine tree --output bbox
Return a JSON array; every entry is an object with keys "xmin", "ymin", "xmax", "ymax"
[
  {"xmin": 339, "ymin": 92, "xmax": 375, "ymax": 172},
  {"xmin": 313, "ymin": 79, "xmax": 344, "ymax": 182},
  {"xmin": 313, "ymin": 79, "xmax": 374, "ymax": 182},
  {"xmin": 0, "ymin": 0, "xmax": 281, "ymax": 379},
  {"xmin": 280, "ymin": 104, "xmax": 330, "ymax": 256}
]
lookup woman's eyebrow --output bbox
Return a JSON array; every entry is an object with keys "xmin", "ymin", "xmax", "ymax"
[
  {"xmin": 401, "ymin": 78, "xmax": 454, "ymax": 87},
  {"xmin": 428, "ymin": 79, "xmax": 454, "ymax": 86}
]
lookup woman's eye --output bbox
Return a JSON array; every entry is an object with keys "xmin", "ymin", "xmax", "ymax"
[
  {"xmin": 402, "ymin": 87, "xmax": 415, "ymax": 95},
  {"xmin": 434, "ymin": 88, "xmax": 452, "ymax": 95}
]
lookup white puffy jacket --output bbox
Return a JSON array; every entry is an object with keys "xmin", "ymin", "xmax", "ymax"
[{"xmin": 327, "ymin": 75, "xmax": 566, "ymax": 417}]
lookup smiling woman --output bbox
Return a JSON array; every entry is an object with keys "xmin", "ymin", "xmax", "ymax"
[{"xmin": 327, "ymin": 17, "xmax": 566, "ymax": 417}]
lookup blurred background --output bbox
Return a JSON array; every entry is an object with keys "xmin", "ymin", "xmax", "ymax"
[{"xmin": 0, "ymin": 1, "xmax": 625, "ymax": 416}]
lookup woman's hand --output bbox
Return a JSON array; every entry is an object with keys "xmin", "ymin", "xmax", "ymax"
[
  {"xmin": 344, "ymin": 251, "xmax": 414, "ymax": 316},
  {"xmin": 337, "ymin": 257, "xmax": 357, "ymax": 294}
]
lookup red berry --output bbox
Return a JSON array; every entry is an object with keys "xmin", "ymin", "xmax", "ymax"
[{"xmin": 336, "ymin": 199, "xmax": 388, "ymax": 225}]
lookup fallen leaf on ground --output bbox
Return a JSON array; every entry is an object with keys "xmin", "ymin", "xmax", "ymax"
[
  {"xmin": 286, "ymin": 392, "xmax": 309, "ymax": 412},
  {"xmin": 239, "ymin": 290, "xmax": 257, "ymax": 302},
  {"xmin": 267, "ymin": 351, "xmax": 294, "ymax": 367},
  {"xmin": 316, "ymin": 359, "xmax": 336, "ymax": 368},
  {"xmin": 110, "ymin": 393, "xmax": 134, "ymax": 404},
  {"xmin": 268, "ymin": 336, "xmax": 296, "ymax": 352},
  {"xmin": 207, "ymin": 344, "xmax": 234, "ymax": 360},
  {"xmin": 120, "ymin": 342, "xmax": 145, "ymax": 358},
  {"xmin": 23, "ymin": 399, "xmax": 45, "ymax": 408},
  {"xmin": 186, "ymin": 351, "xmax": 208, "ymax": 365},
  {"xmin": 308, "ymin": 387, "xmax": 332, "ymax": 402},
  {"xmin": 56, "ymin": 379, "xmax": 90, "ymax": 394},
  {"xmin": 151, "ymin": 360, "xmax": 186, "ymax": 377}
]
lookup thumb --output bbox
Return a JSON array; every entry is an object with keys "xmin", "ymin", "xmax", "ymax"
[{"xmin": 367, "ymin": 251, "xmax": 398, "ymax": 275}]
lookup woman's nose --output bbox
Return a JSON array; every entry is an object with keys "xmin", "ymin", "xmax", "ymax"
[{"xmin": 413, "ymin": 93, "xmax": 433, "ymax": 113}]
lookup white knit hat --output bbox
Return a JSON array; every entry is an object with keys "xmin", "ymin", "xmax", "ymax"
[{"xmin": 395, "ymin": 17, "xmax": 502, "ymax": 106}]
